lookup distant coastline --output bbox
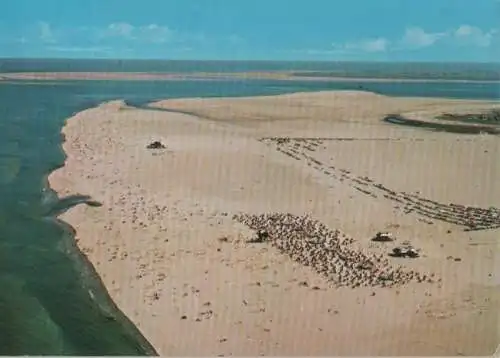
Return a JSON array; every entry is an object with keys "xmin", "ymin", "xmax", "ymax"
[
  {"xmin": 2, "ymin": 71, "xmax": 500, "ymax": 84},
  {"xmin": 1, "ymin": 58, "xmax": 500, "ymax": 83}
]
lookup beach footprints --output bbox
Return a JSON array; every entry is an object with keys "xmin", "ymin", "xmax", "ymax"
[
  {"xmin": 233, "ymin": 212, "xmax": 434, "ymax": 288},
  {"xmin": 260, "ymin": 136, "xmax": 500, "ymax": 232}
]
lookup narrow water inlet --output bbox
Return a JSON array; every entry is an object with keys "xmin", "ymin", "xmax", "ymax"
[
  {"xmin": 383, "ymin": 114, "xmax": 500, "ymax": 135},
  {"xmin": 45, "ymin": 193, "xmax": 103, "ymax": 217}
]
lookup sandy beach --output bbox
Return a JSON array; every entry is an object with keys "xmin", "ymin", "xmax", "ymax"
[{"xmin": 48, "ymin": 91, "xmax": 499, "ymax": 356}]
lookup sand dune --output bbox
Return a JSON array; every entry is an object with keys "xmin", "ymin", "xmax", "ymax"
[{"xmin": 48, "ymin": 91, "xmax": 499, "ymax": 356}]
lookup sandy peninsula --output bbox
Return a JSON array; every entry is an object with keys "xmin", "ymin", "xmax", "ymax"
[{"xmin": 48, "ymin": 91, "xmax": 499, "ymax": 356}]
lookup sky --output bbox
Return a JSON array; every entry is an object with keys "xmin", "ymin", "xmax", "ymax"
[{"xmin": 1, "ymin": 0, "xmax": 499, "ymax": 62}]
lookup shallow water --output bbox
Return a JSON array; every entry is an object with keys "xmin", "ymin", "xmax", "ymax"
[
  {"xmin": 384, "ymin": 115, "xmax": 500, "ymax": 135},
  {"xmin": 0, "ymin": 71, "xmax": 498, "ymax": 354}
]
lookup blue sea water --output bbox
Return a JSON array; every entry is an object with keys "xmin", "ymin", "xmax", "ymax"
[{"xmin": 0, "ymin": 60, "xmax": 498, "ymax": 355}]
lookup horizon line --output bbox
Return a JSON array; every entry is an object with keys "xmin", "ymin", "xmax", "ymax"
[{"xmin": 1, "ymin": 57, "xmax": 499, "ymax": 65}]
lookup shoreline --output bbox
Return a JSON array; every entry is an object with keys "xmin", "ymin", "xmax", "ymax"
[
  {"xmin": 48, "ymin": 91, "xmax": 499, "ymax": 355},
  {"xmin": 52, "ymin": 213, "xmax": 158, "ymax": 355},
  {"xmin": 45, "ymin": 110, "xmax": 158, "ymax": 356},
  {"xmin": 2, "ymin": 71, "xmax": 500, "ymax": 84}
]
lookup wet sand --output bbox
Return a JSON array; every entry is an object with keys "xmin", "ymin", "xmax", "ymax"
[{"xmin": 48, "ymin": 91, "xmax": 499, "ymax": 356}]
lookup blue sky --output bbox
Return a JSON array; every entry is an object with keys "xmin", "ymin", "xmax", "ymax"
[{"xmin": 1, "ymin": 0, "xmax": 499, "ymax": 61}]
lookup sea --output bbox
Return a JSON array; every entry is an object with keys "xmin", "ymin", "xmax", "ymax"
[{"xmin": 0, "ymin": 59, "xmax": 498, "ymax": 355}]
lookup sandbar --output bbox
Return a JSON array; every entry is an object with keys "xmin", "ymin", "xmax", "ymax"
[
  {"xmin": 3, "ymin": 71, "xmax": 500, "ymax": 83},
  {"xmin": 48, "ymin": 91, "xmax": 500, "ymax": 356}
]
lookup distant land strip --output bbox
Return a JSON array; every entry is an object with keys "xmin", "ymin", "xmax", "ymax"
[{"xmin": 1, "ymin": 71, "xmax": 500, "ymax": 83}]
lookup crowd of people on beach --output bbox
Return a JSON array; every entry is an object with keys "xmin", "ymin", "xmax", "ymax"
[
  {"xmin": 262, "ymin": 136, "xmax": 500, "ymax": 232},
  {"xmin": 234, "ymin": 212, "xmax": 435, "ymax": 288}
]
